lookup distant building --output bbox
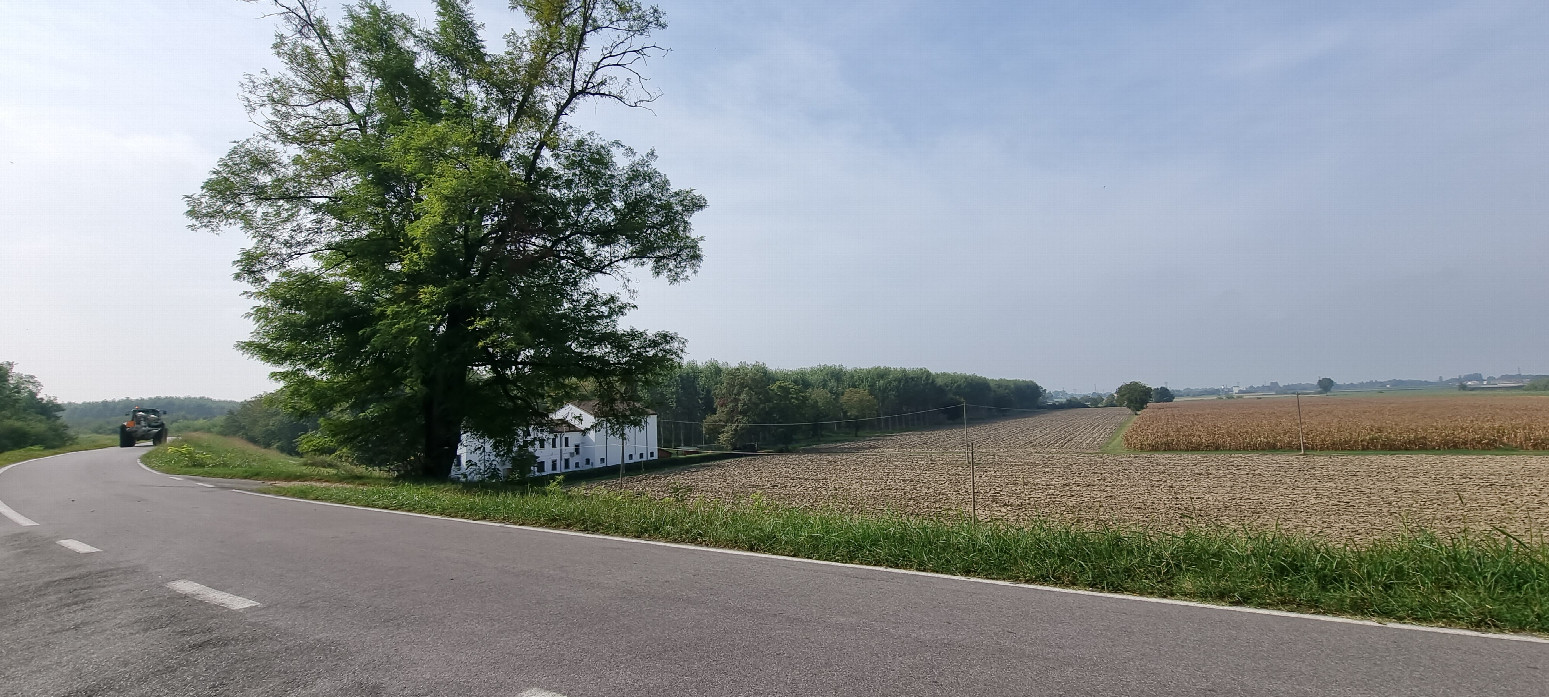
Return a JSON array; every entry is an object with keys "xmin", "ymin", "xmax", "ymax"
[
  {"xmin": 452, "ymin": 401, "xmax": 659, "ymax": 480},
  {"xmin": 1463, "ymin": 381, "xmax": 1525, "ymax": 391}
]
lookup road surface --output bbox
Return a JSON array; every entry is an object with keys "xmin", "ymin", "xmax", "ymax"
[{"xmin": 1, "ymin": 447, "xmax": 1544, "ymax": 696}]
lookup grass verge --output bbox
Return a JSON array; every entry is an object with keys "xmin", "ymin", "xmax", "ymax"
[
  {"xmin": 152, "ymin": 436, "xmax": 1549, "ymax": 635},
  {"xmin": 1101, "ymin": 414, "xmax": 1135, "ymax": 453},
  {"xmin": 0, "ymin": 434, "xmax": 116, "ymax": 467},
  {"xmin": 141, "ymin": 432, "xmax": 390, "ymax": 483}
]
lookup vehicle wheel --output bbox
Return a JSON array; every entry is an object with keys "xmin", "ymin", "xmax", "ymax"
[
  {"xmin": 119, "ymin": 427, "xmax": 134, "ymax": 448},
  {"xmin": 153, "ymin": 429, "xmax": 167, "ymax": 446}
]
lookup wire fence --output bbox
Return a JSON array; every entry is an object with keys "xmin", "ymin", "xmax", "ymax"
[
  {"xmin": 624, "ymin": 405, "xmax": 1135, "ymax": 524},
  {"xmin": 654, "ymin": 402, "xmax": 1069, "ymax": 453}
]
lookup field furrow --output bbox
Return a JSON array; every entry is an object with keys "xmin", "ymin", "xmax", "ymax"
[
  {"xmin": 608, "ymin": 450, "xmax": 1549, "ymax": 542},
  {"xmin": 818, "ymin": 408, "xmax": 1130, "ymax": 453}
]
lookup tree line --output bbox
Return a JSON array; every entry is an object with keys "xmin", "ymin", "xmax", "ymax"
[
  {"xmin": 60, "ymin": 396, "xmax": 241, "ymax": 434},
  {"xmin": 643, "ymin": 362, "xmax": 1045, "ymax": 449},
  {"xmin": 0, "ymin": 362, "xmax": 71, "ymax": 451},
  {"xmin": 126, "ymin": 364, "xmax": 1048, "ymax": 459}
]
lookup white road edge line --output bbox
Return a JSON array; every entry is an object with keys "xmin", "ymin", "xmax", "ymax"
[
  {"xmin": 233, "ymin": 490, "xmax": 1549, "ymax": 645},
  {"xmin": 166, "ymin": 580, "xmax": 261, "ymax": 610},
  {"xmin": 57, "ymin": 539, "xmax": 101, "ymax": 554},
  {"xmin": 0, "ymin": 499, "xmax": 40, "ymax": 526},
  {"xmin": 518, "ymin": 689, "xmax": 569, "ymax": 697},
  {"xmin": 136, "ymin": 458, "xmax": 216, "ymax": 488},
  {"xmin": 0, "ymin": 454, "xmax": 73, "ymax": 527}
]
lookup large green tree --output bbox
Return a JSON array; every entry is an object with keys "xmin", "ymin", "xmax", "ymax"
[
  {"xmin": 1115, "ymin": 381, "xmax": 1154, "ymax": 413},
  {"xmin": 188, "ymin": 0, "xmax": 706, "ymax": 477}
]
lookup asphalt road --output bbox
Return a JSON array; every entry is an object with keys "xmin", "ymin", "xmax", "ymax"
[{"xmin": 1, "ymin": 447, "xmax": 1545, "ymax": 696}]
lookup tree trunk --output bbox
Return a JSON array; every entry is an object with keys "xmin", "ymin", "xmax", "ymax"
[
  {"xmin": 419, "ymin": 339, "xmax": 471, "ymax": 479},
  {"xmin": 421, "ymin": 391, "xmax": 462, "ymax": 480}
]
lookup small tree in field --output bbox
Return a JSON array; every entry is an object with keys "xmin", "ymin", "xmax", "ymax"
[
  {"xmin": 1317, "ymin": 377, "xmax": 1335, "ymax": 394},
  {"xmin": 1115, "ymin": 382, "xmax": 1153, "ymax": 413},
  {"xmin": 1153, "ymin": 386, "xmax": 1174, "ymax": 403}
]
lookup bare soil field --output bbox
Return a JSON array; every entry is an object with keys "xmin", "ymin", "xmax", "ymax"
[
  {"xmin": 818, "ymin": 408, "xmax": 1131, "ymax": 453},
  {"xmin": 1125, "ymin": 393, "xmax": 1549, "ymax": 451},
  {"xmin": 612, "ymin": 449, "xmax": 1549, "ymax": 542}
]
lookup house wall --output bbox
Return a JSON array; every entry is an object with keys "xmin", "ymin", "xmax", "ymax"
[{"xmin": 453, "ymin": 408, "xmax": 658, "ymax": 480}]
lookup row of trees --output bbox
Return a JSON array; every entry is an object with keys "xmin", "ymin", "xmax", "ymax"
[
  {"xmin": 643, "ymin": 363, "xmax": 1045, "ymax": 448},
  {"xmin": 0, "ymin": 362, "xmax": 71, "ymax": 451},
  {"xmin": 214, "ymin": 396, "xmax": 320, "ymax": 456},
  {"xmin": 60, "ymin": 396, "xmax": 241, "ymax": 435}
]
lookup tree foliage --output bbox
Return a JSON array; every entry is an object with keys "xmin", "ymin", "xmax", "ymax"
[
  {"xmin": 216, "ymin": 394, "xmax": 320, "ymax": 456},
  {"xmin": 187, "ymin": 0, "xmax": 705, "ymax": 477},
  {"xmin": 1115, "ymin": 381, "xmax": 1154, "ymax": 413},
  {"xmin": 839, "ymin": 388, "xmax": 880, "ymax": 436},
  {"xmin": 645, "ymin": 362, "xmax": 1043, "ymax": 445},
  {"xmin": 1317, "ymin": 377, "xmax": 1335, "ymax": 394},
  {"xmin": 0, "ymin": 362, "xmax": 71, "ymax": 452},
  {"xmin": 1152, "ymin": 386, "xmax": 1174, "ymax": 403}
]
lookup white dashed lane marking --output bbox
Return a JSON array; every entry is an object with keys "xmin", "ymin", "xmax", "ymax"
[
  {"xmin": 518, "ymin": 689, "xmax": 569, "ymax": 697},
  {"xmin": 56, "ymin": 539, "xmax": 100, "ymax": 553},
  {"xmin": 165, "ymin": 580, "xmax": 261, "ymax": 610}
]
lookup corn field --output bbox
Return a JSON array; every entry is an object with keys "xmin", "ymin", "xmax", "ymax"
[{"xmin": 1124, "ymin": 394, "xmax": 1549, "ymax": 451}]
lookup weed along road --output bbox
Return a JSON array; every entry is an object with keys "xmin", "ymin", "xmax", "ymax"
[{"xmin": 2, "ymin": 449, "xmax": 1545, "ymax": 697}]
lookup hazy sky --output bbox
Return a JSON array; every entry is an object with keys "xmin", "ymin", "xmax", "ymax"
[{"xmin": 3, "ymin": 1, "xmax": 1546, "ymax": 402}]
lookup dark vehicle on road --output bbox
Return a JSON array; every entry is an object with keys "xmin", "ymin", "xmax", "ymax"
[{"xmin": 119, "ymin": 407, "xmax": 168, "ymax": 447}]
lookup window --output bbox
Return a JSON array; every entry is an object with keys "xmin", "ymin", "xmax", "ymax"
[
  {"xmin": 537, "ymin": 461, "xmax": 546, "ymax": 473},
  {"xmin": 551, "ymin": 437, "xmax": 557, "ymax": 448},
  {"xmin": 564, "ymin": 436, "xmax": 570, "ymax": 447},
  {"xmin": 585, "ymin": 458, "xmax": 591, "ymax": 466},
  {"xmin": 551, "ymin": 459, "xmax": 557, "ymax": 469},
  {"xmin": 627, "ymin": 453, "xmax": 633, "ymax": 461},
  {"xmin": 649, "ymin": 452, "xmax": 656, "ymax": 459},
  {"xmin": 600, "ymin": 457, "xmax": 606, "ymax": 464}
]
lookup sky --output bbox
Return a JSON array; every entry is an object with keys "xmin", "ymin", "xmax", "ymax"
[{"xmin": 2, "ymin": 1, "xmax": 1546, "ymax": 402}]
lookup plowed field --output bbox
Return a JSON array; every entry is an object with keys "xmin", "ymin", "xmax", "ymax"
[
  {"xmin": 819, "ymin": 408, "xmax": 1131, "ymax": 453},
  {"xmin": 611, "ymin": 449, "xmax": 1549, "ymax": 541}
]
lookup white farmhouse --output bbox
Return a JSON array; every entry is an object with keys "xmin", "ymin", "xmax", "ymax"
[{"xmin": 452, "ymin": 401, "xmax": 659, "ymax": 480}]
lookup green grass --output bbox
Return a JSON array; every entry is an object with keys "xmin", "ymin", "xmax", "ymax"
[
  {"xmin": 141, "ymin": 432, "xmax": 390, "ymax": 483},
  {"xmin": 1101, "ymin": 413, "xmax": 1136, "ymax": 453},
  {"xmin": 0, "ymin": 434, "xmax": 116, "ymax": 467},
  {"xmin": 151, "ymin": 434, "xmax": 1549, "ymax": 636},
  {"xmin": 278, "ymin": 482, "xmax": 1549, "ymax": 635}
]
